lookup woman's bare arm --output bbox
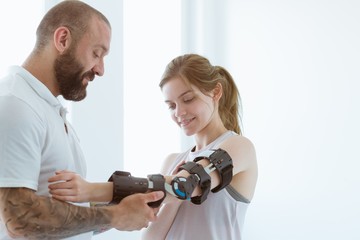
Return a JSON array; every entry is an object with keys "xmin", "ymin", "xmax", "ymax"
[{"xmin": 48, "ymin": 170, "xmax": 113, "ymax": 203}]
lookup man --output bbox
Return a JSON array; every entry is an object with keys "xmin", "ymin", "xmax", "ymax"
[{"xmin": 0, "ymin": 1, "xmax": 163, "ymax": 239}]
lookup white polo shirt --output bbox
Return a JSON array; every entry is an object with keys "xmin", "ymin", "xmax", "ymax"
[{"xmin": 0, "ymin": 66, "xmax": 92, "ymax": 240}]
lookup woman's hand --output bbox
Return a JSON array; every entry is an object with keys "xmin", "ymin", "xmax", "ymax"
[
  {"xmin": 171, "ymin": 160, "xmax": 185, "ymax": 175},
  {"xmin": 48, "ymin": 170, "xmax": 91, "ymax": 203}
]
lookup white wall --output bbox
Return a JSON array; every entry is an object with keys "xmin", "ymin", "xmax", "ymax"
[
  {"xmin": 122, "ymin": 0, "xmax": 181, "ymax": 177},
  {"xmin": 0, "ymin": 0, "xmax": 43, "ymax": 76},
  {"xmin": 229, "ymin": 1, "xmax": 360, "ymax": 239},
  {"xmin": 181, "ymin": 0, "xmax": 360, "ymax": 239}
]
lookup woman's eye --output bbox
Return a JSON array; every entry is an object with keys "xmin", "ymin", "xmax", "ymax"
[
  {"xmin": 184, "ymin": 97, "xmax": 194, "ymax": 103},
  {"xmin": 168, "ymin": 104, "xmax": 175, "ymax": 110}
]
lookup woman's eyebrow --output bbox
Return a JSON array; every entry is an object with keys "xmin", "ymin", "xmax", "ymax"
[{"xmin": 164, "ymin": 90, "xmax": 193, "ymax": 103}]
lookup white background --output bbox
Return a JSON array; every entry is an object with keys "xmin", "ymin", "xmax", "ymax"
[{"xmin": 1, "ymin": 1, "xmax": 359, "ymax": 239}]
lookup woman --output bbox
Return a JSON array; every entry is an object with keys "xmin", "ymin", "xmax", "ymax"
[
  {"xmin": 141, "ymin": 53, "xmax": 258, "ymax": 239},
  {"xmin": 48, "ymin": 53, "xmax": 257, "ymax": 239}
]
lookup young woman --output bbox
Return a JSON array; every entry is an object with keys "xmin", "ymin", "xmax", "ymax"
[
  {"xmin": 141, "ymin": 53, "xmax": 258, "ymax": 240},
  {"xmin": 48, "ymin": 53, "xmax": 258, "ymax": 240}
]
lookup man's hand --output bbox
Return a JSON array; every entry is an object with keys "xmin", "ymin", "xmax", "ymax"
[{"xmin": 109, "ymin": 191, "xmax": 164, "ymax": 231}]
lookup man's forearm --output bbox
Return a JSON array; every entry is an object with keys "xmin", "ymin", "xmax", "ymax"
[{"xmin": 0, "ymin": 188, "xmax": 112, "ymax": 239}]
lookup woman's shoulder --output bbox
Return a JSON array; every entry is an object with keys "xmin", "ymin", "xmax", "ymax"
[
  {"xmin": 218, "ymin": 134, "xmax": 257, "ymax": 173},
  {"xmin": 160, "ymin": 153, "xmax": 180, "ymax": 174},
  {"xmin": 163, "ymin": 153, "xmax": 180, "ymax": 163},
  {"xmin": 222, "ymin": 134, "xmax": 256, "ymax": 150}
]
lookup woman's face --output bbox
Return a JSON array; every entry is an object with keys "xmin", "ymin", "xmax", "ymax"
[{"xmin": 162, "ymin": 77, "xmax": 215, "ymax": 136}]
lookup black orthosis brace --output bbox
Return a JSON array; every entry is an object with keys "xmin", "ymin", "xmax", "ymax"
[{"xmin": 108, "ymin": 148, "xmax": 233, "ymax": 207}]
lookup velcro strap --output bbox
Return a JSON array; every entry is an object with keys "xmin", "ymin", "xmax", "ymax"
[
  {"xmin": 147, "ymin": 174, "xmax": 166, "ymax": 208},
  {"xmin": 179, "ymin": 162, "xmax": 211, "ymax": 204},
  {"xmin": 108, "ymin": 171, "xmax": 148, "ymax": 204},
  {"xmin": 194, "ymin": 148, "xmax": 233, "ymax": 193}
]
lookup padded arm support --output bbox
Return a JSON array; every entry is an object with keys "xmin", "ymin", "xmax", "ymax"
[
  {"xmin": 178, "ymin": 162, "xmax": 211, "ymax": 204},
  {"xmin": 107, "ymin": 148, "xmax": 232, "ymax": 207},
  {"xmin": 108, "ymin": 171, "xmax": 147, "ymax": 204},
  {"xmin": 108, "ymin": 171, "xmax": 165, "ymax": 208},
  {"xmin": 194, "ymin": 148, "xmax": 233, "ymax": 192}
]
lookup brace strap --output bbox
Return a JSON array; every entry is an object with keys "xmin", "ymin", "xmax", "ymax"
[
  {"xmin": 108, "ymin": 171, "xmax": 148, "ymax": 204},
  {"xmin": 147, "ymin": 174, "xmax": 166, "ymax": 207},
  {"xmin": 178, "ymin": 162, "xmax": 211, "ymax": 204},
  {"xmin": 108, "ymin": 171, "xmax": 166, "ymax": 207},
  {"xmin": 194, "ymin": 148, "xmax": 233, "ymax": 192}
]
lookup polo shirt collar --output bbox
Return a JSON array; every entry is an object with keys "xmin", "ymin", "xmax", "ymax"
[{"xmin": 9, "ymin": 65, "xmax": 62, "ymax": 108}]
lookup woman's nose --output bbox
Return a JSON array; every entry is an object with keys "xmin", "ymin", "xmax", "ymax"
[{"xmin": 174, "ymin": 105, "xmax": 186, "ymax": 118}]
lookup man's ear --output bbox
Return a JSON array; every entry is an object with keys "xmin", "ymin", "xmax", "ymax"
[
  {"xmin": 53, "ymin": 26, "xmax": 71, "ymax": 53},
  {"xmin": 212, "ymin": 82, "xmax": 223, "ymax": 101}
]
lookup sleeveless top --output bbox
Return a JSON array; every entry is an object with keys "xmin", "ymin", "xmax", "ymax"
[{"xmin": 165, "ymin": 131, "xmax": 250, "ymax": 240}]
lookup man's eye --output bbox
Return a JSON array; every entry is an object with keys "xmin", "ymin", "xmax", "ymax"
[{"xmin": 93, "ymin": 52, "xmax": 100, "ymax": 58}]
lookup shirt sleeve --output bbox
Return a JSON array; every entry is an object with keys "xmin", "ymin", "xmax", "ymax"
[{"xmin": 0, "ymin": 95, "xmax": 45, "ymax": 190}]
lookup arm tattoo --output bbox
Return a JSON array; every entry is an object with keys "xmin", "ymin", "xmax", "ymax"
[{"xmin": 0, "ymin": 188, "xmax": 113, "ymax": 239}]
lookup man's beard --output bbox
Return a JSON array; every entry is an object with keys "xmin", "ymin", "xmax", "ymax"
[{"xmin": 54, "ymin": 48, "xmax": 95, "ymax": 101}]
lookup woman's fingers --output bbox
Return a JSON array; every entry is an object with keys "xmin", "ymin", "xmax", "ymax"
[{"xmin": 48, "ymin": 171, "xmax": 76, "ymax": 182}]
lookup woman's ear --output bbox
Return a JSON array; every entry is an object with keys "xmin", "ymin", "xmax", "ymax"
[
  {"xmin": 53, "ymin": 26, "xmax": 71, "ymax": 54},
  {"xmin": 212, "ymin": 82, "xmax": 223, "ymax": 101}
]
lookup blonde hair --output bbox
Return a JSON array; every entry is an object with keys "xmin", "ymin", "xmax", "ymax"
[{"xmin": 160, "ymin": 53, "xmax": 243, "ymax": 135}]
